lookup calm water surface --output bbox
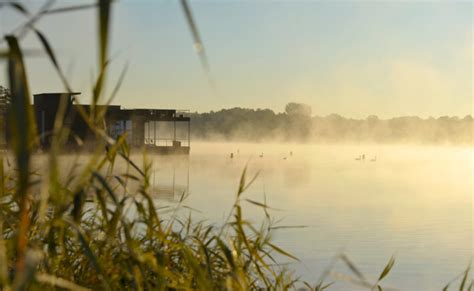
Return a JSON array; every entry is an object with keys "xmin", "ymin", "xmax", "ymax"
[{"xmin": 148, "ymin": 142, "xmax": 472, "ymax": 290}]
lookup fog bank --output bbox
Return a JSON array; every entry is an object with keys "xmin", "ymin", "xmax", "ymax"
[{"xmin": 189, "ymin": 106, "xmax": 473, "ymax": 145}]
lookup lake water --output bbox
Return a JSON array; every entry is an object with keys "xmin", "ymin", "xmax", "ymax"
[{"xmin": 148, "ymin": 142, "xmax": 472, "ymax": 290}]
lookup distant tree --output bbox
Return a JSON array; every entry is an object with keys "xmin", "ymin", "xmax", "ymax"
[
  {"xmin": 366, "ymin": 115, "xmax": 379, "ymax": 129},
  {"xmin": 284, "ymin": 102, "xmax": 312, "ymax": 117},
  {"xmin": 189, "ymin": 106, "xmax": 472, "ymax": 144},
  {"xmin": 366, "ymin": 115, "xmax": 378, "ymax": 122}
]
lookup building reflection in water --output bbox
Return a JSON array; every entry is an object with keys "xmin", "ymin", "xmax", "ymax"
[{"xmin": 150, "ymin": 155, "xmax": 190, "ymax": 202}]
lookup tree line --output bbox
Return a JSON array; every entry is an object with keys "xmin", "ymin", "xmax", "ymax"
[{"xmin": 189, "ymin": 103, "xmax": 473, "ymax": 144}]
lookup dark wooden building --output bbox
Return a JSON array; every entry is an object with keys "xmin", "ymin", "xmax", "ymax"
[{"xmin": 33, "ymin": 92, "xmax": 190, "ymax": 154}]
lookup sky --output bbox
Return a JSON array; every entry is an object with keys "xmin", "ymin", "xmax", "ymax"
[{"xmin": 0, "ymin": 0, "xmax": 472, "ymax": 118}]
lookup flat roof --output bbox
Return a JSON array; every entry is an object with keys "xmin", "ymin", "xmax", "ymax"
[{"xmin": 34, "ymin": 92, "xmax": 82, "ymax": 95}]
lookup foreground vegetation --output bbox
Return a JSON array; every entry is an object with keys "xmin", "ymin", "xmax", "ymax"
[{"xmin": 0, "ymin": 1, "xmax": 472, "ymax": 290}]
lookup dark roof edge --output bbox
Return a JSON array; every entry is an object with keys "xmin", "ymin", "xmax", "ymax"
[{"xmin": 34, "ymin": 92, "xmax": 82, "ymax": 96}]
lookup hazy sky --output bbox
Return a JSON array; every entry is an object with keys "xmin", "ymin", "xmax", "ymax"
[{"xmin": 0, "ymin": 0, "xmax": 472, "ymax": 118}]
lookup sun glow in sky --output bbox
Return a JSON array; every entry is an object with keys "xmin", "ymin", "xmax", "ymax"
[{"xmin": 0, "ymin": 0, "xmax": 472, "ymax": 118}]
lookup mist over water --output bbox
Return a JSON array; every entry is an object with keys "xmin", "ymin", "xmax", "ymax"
[
  {"xmin": 1, "ymin": 0, "xmax": 471, "ymax": 288},
  {"xmin": 23, "ymin": 142, "xmax": 472, "ymax": 290},
  {"xmin": 148, "ymin": 142, "xmax": 472, "ymax": 290}
]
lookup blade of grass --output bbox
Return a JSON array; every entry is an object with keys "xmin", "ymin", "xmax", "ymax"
[
  {"xmin": 35, "ymin": 273, "xmax": 90, "ymax": 291},
  {"xmin": 6, "ymin": 35, "xmax": 36, "ymax": 283},
  {"xmin": 377, "ymin": 255, "xmax": 395, "ymax": 282},
  {"xmin": 339, "ymin": 254, "xmax": 367, "ymax": 282}
]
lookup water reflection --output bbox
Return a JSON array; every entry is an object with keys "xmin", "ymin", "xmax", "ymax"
[
  {"xmin": 150, "ymin": 155, "xmax": 190, "ymax": 202},
  {"xmin": 26, "ymin": 142, "xmax": 473, "ymax": 290},
  {"xmin": 149, "ymin": 142, "xmax": 472, "ymax": 290}
]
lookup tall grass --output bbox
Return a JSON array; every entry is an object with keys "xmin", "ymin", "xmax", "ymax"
[{"xmin": 0, "ymin": 1, "xmax": 471, "ymax": 290}]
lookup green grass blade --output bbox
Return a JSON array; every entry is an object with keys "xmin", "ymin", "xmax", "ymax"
[
  {"xmin": 339, "ymin": 254, "xmax": 366, "ymax": 282},
  {"xmin": 268, "ymin": 242, "xmax": 299, "ymax": 261},
  {"xmin": 460, "ymin": 263, "xmax": 471, "ymax": 291},
  {"xmin": 377, "ymin": 256, "xmax": 395, "ymax": 282},
  {"xmin": 5, "ymin": 35, "xmax": 36, "ymax": 281}
]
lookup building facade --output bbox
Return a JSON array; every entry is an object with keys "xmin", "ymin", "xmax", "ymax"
[{"xmin": 25, "ymin": 92, "xmax": 190, "ymax": 154}]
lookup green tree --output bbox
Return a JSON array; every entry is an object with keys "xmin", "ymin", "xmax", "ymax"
[{"xmin": 284, "ymin": 102, "xmax": 312, "ymax": 117}]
